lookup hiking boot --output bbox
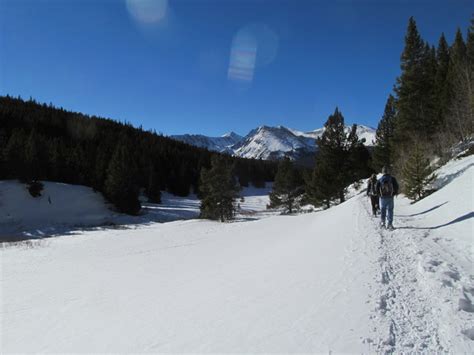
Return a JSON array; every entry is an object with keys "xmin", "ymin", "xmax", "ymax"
[
  {"xmin": 380, "ymin": 222, "xmax": 386, "ymax": 229},
  {"xmin": 387, "ymin": 224, "xmax": 395, "ymax": 231}
]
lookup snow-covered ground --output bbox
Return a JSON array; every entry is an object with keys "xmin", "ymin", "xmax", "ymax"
[
  {"xmin": 0, "ymin": 182, "xmax": 273, "ymax": 239},
  {"xmin": 0, "ymin": 181, "xmax": 117, "ymax": 239},
  {"xmin": 1, "ymin": 156, "xmax": 472, "ymax": 352}
]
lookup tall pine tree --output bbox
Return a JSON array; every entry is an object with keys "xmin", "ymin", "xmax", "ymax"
[
  {"xmin": 104, "ymin": 143, "xmax": 141, "ymax": 215},
  {"xmin": 306, "ymin": 108, "xmax": 347, "ymax": 207},
  {"xmin": 199, "ymin": 156, "xmax": 240, "ymax": 222},
  {"xmin": 373, "ymin": 95, "xmax": 396, "ymax": 171},
  {"xmin": 447, "ymin": 28, "xmax": 472, "ymax": 141},
  {"xmin": 401, "ymin": 142, "xmax": 436, "ymax": 201},
  {"xmin": 434, "ymin": 33, "xmax": 451, "ymax": 131},
  {"xmin": 394, "ymin": 17, "xmax": 436, "ymax": 147},
  {"xmin": 268, "ymin": 158, "xmax": 303, "ymax": 213}
]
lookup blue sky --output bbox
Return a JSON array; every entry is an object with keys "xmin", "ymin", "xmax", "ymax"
[{"xmin": 1, "ymin": 0, "xmax": 471, "ymax": 136}]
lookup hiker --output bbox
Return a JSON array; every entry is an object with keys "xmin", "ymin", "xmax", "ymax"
[
  {"xmin": 376, "ymin": 166, "xmax": 399, "ymax": 230},
  {"xmin": 366, "ymin": 173, "xmax": 379, "ymax": 216}
]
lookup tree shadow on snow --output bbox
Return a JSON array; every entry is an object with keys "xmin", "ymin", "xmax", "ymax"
[
  {"xmin": 396, "ymin": 202, "xmax": 448, "ymax": 217},
  {"xmin": 396, "ymin": 212, "xmax": 474, "ymax": 230},
  {"xmin": 434, "ymin": 162, "xmax": 473, "ymax": 190}
]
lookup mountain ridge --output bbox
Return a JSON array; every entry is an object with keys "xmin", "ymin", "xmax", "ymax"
[{"xmin": 171, "ymin": 124, "xmax": 376, "ymax": 161}]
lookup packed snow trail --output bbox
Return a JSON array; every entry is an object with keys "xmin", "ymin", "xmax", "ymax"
[
  {"xmin": 1, "ymin": 156, "xmax": 472, "ymax": 352},
  {"xmin": 364, "ymin": 156, "xmax": 474, "ymax": 353}
]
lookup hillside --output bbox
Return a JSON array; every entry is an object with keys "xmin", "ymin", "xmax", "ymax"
[
  {"xmin": 0, "ymin": 96, "xmax": 277, "ymax": 214},
  {"xmin": 1, "ymin": 155, "xmax": 472, "ymax": 353}
]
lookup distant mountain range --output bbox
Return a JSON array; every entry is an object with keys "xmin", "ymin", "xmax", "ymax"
[{"xmin": 171, "ymin": 125, "xmax": 376, "ymax": 162}]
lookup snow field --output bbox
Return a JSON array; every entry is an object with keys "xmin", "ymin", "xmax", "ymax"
[
  {"xmin": 1, "ymin": 155, "xmax": 472, "ymax": 352},
  {"xmin": 2, "ymin": 192, "xmax": 378, "ymax": 352},
  {"xmin": 0, "ymin": 182, "xmax": 273, "ymax": 239}
]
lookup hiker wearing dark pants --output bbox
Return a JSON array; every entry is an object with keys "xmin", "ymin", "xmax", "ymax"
[
  {"xmin": 366, "ymin": 173, "xmax": 379, "ymax": 216},
  {"xmin": 376, "ymin": 166, "xmax": 399, "ymax": 230}
]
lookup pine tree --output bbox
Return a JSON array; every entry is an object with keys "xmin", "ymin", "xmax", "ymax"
[
  {"xmin": 0, "ymin": 129, "xmax": 7, "ymax": 179},
  {"xmin": 422, "ymin": 43, "xmax": 438, "ymax": 134},
  {"xmin": 468, "ymin": 16, "xmax": 474, "ymax": 67},
  {"xmin": 199, "ymin": 156, "xmax": 240, "ymax": 222},
  {"xmin": 306, "ymin": 159, "xmax": 335, "ymax": 209},
  {"xmin": 268, "ymin": 158, "xmax": 303, "ymax": 213},
  {"xmin": 146, "ymin": 166, "xmax": 162, "ymax": 203},
  {"xmin": 467, "ymin": 17, "xmax": 474, "ymax": 131},
  {"xmin": 446, "ymin": 28, "xmax": 472, "ymax": 141},
  {"xmin": 24, "ymin": 130, "xmax": 40, "ymax": 181},
  {"xmin": 306, "ymin": 108, "xmax": 347, "ymax": 206},
  {"xmin": 346, "ymin": 124, "xmax": 372, "ymax": 182},
  {"xmin": 104, "ymin": 143, "xmax": 141, "ymax": 215},
  {"xmin": 373, "ymin": 95, "xmax": 396, "ymax": 171},
  {"xmin": 394, "ymin": 17, "xmax": 436, "ymax": 146},
  {"xmin": 401, "ymin": 142, "xmax": 436, "ymax": 201},
  {"xmin": 434, "ymin": 33, "xmax": 451, "ymax": 130},
  {"xmin": 3, "ymin": 129, "xmax": 27, "ymax": 180}
]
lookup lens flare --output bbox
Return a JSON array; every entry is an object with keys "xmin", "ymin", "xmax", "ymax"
[
  {"xmin": 228, "ymin": 31, "xmax": 257, "ymax": 83},
  {"xmin": 228, "ymin": 24, "xmax": 279, "ymax": 83},
  {"xmin": 126, "ymin": 0, "xmax": 168, "ymax": 25}
]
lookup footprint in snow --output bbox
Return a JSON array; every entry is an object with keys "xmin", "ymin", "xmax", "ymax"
[
  {"xmin": 458, "ymin": 297, "xmax": 474, "ymax": 313},
  {"xmin": 462, "ymin": 327, "xmax": 474, "ymax": 341},
  {"xmin": 444, "ymin": 270, "xmax": 460, "ymax": 282}
]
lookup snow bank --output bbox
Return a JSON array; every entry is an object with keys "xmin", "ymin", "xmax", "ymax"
[
  {"xmin": 0, "ymin": 181, "xmax": 274, "ymax": 239},
  {"xmin": 0, "ymin": 181, "xmax": 115, "ymax": 237}
]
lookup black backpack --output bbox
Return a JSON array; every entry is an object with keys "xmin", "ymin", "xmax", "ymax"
[
  {"xmin": 368, "ymin": 178, "xmax": 378, "ymax": 196},
  {"xmin": 380, "ymin": 176, "xmax": 394, "ymax": 197}
]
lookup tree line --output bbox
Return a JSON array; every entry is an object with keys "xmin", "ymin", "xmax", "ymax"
[
  {"xmin": 268, "ymin": 108, "xmax": 372, "ymax": 213},
  {"xmin": 0, "ymin": 95, "xmax": 277, "ymax": 214},
  {"xmin": 372, "ymin": 15, "xmax": 473, "ymax": 200},
  {"xmin": 268, "ymin": 15, "xmax": 473, "ymax": 213}
]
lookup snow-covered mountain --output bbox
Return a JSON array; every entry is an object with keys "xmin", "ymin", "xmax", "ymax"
[
  {"xmin": 232, "ymin": 125, "xmax": 316, "ymax": 160},
  {"xmin": 171, "ymin": 132, "xmax": 243, "ymax": 154},
  {"xmin": 172, "ymin": 124, "xmax": 376, "ymax": 161}
]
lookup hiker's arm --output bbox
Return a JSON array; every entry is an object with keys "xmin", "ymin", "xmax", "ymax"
[{"xmin": 393, "ymin": 178, "xmax": 399, "ymax": 196}]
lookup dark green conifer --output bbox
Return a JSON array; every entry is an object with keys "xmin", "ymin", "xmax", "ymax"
[
  {"xmin": 434, "ymin": 33, "xmax": 451, "ymax": 130},
  {"xmin": 104, "ymin": 143, "xmax": 141, "ymax": 214},
  {"xmin": 394, "ymin": 17, "xmax": 435, "ymax": 145},
  {"xmin": 346, "ymin": 124, "xmax": 371, "ymax": 182},
  {"xmin": 146, "ymin": 166, "xmax": 162, "ymax": 203},
  {"xmin": 199, "ymin": 156, "xmax": 240, "ymax": 222},
  {"xmin": 268, "ymin": 158, "xmax": 303, "ymax": 213},
  {"xmin": 401, "ymin": 142, "xmax": 436, "ymax": 201},
  {"xmin": 306, "ymin": 108, "xmax": 347, "ymax": 206},
  {"xmin": 24, "ymin": 129, "xmax": 42, "ymax": 181},
  {"xmin": 373, "ymin": 95, "xmax": 396, "ymax": 171},
  {"xmin": 447, "ymin": 28, "xmax": 472, "ymax": 141},
  {"xmin": 4, "ymin": 129, "xmax": 27, "ymax": 180}
]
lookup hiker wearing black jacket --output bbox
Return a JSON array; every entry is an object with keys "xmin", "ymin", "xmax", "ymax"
[
  {"xmin": 376, "ymin": 166, "xmax": 399, "ymax": 230},
  {"xmin": 366, "ymin": 173, "xmax": 379, "ymax": 216}
]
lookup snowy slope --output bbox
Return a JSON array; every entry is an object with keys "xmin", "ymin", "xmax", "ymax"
[
  {"xmin": 0, "ymin": 181, "xmax": 116, "ymax": 237},
  {"xmin": 1, "ymin": 156, "xmax": 472, "ymax": 353},
  {"xmin": 0, "ymin": 181, "xmax": 272, "ymax": 239},
  {"xmin": 172, "ymin": 124, "xmax": 376, "ymax": 160}
]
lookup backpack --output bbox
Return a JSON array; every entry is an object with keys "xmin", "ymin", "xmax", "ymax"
[
  {"xmin": 380, "ymin": 176, "xmax": 394, "ymax": 197},
  {"xmin": 368, "ymin": 178, "xmax": 377, "ymax": 196}
]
